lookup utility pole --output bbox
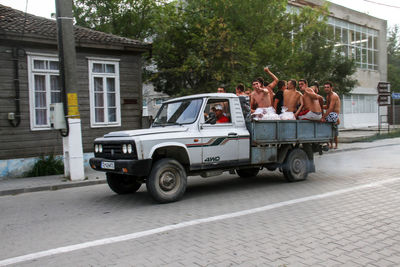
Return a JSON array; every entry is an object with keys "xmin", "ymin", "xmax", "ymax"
[{"xmin": 55, "ymin": 0, "xmax": 84, "ymax": 180}]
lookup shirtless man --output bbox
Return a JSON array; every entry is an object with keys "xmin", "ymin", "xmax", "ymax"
[
  {"xmin": 283, "ymin": 79, "xmax": 302, "ymax": 117},
  {"xmin": 322, "ymin": 81, "xmax": 341, "ymax": 149},
  {"xmin": 251, "ymin": 67, "xmax": 278, "ymax": 112},
  {"xmin": 257, "ymin": 67, "xmax": 278, "ymax": 105},
  {"xmin": 297, "ymin": 79, "xmax": 322, "ymax": 121},
  {"xmin": 311, "ymin": 81, "xmax": 324, "ymax": 112}
]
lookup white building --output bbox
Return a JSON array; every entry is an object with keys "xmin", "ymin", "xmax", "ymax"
[{"xmin": 292, "ymin": 0, "xmax": 387, "ymax": 129}]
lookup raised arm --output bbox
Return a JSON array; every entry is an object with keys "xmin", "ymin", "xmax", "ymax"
[
  {"xmin": 304, "ymin": 87, "xmax": 318, "ymax": 99},
  {"xmin": 264, "ymin": 67, "xmax": 278, "ymax": 89}
]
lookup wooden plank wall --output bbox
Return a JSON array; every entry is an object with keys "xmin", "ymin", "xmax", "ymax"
[{"xmin": 0, "ymin": 44, "xmax": 143, "ymax": 160}]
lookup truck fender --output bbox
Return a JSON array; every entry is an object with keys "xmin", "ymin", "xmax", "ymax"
[{"xmin": 148, "ymin": 142, "xmax": 191, "ymax": 167}]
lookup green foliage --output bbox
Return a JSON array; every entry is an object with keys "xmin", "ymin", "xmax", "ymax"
[
  {"xmin": 73, "ymin": 0, "xmax": 357, "ymax": 96},
  {"xmin": 73, "ymin": 0, "xmax": 166, "ymax": 40},
  {"xmin": 26, "ymin": 155, "xmax": 64, "ymax": 177},
  {"xmin": 388, "ymin": 25, "xmax": 400, "ymax": 93}
]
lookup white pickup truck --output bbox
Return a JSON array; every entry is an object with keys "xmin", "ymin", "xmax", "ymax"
[{"xmin": 90, "ymin": 93, "xmax": 334, "ymax": 203}]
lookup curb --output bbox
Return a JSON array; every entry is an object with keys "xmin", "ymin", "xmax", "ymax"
[
  {"xmin": 325, "ymin": 143, "xmax": 399, "ymax": 154},
  {"xmin": 0, "ymin": 179, "xmax": 107, "ymax": 197}
]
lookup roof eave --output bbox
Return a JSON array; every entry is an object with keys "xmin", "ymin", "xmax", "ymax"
[{"xmin": 0, "ymin": 32, "xmax": 152, "ymax": 53}]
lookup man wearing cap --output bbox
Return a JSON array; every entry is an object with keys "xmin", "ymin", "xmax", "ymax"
[{"xmin": 215, "ymin": 104, "xmax": 229, "ymax": 123}]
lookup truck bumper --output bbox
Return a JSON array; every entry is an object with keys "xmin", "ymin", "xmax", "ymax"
[{"xmin": 89, "ymin": 158, "xmax": 152, "ymax": 177}]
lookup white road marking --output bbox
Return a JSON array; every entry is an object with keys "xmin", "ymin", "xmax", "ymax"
[{"xmin": 0, "ymin": 177, "xmax": 398, "ymax": 266}]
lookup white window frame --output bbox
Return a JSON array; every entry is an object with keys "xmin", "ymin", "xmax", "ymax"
[
  {"xmin": 27, "ymin": 53, "xmax": 60, "ymax": 131},
  {"xmin": 88, "ymin": 58, "xmax": 121, "ymax": 128}
]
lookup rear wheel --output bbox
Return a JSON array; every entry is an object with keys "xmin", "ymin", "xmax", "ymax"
[
  {"xmin": 236, "ymin": 168, "xmax": 259, "ymax": 178},
  {"xmin": 146, "ymin": 158, "xmax": 187, "ymax": 203},
  {"xmin": 282, "ymin": 148, "xmax": 309, "ymax": 182},
  {"xmin": 106, "ymin": 173, "xmax": 142, "ymax": 194}
]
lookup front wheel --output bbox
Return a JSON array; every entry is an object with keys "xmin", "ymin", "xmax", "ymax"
[
  {"xmin": 282, "ymin": 148, "xmax": 309, "ymax": 182},
  {"xmin": 106, "ymin": 173, "xmax": 142, "ymax": 194},
  {"xmin": 236, "ymin": 167, "xmax": 259, "ymax": 178},
  {"xmin": 146, "ymin": 158, "xmax": 187, "ymax": 203}
]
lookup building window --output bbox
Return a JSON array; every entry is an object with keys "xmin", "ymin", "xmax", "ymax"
[
  {"xmin": 28, "ymin": 54, "xmax": 61, "ymax": 130},
  {"xmin": 342, "ymin": 94, "xmax": 378, "ymax": 114},
  {"xmin": 329, "ymin": 17, "xmax": 379, "ymax": 70},
  {"xmin": 88, "ymin": 59, "xmax": 121, "ymax": 127}
]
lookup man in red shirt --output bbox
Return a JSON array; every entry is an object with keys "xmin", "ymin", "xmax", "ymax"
[{"xmin": 215, "ymin": 104, "xmax": 229, "ymax": 123}]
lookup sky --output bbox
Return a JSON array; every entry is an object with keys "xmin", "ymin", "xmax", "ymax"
[{"xmin": 0, "ymin": 0, "xmax": 399, "ymax": 28}]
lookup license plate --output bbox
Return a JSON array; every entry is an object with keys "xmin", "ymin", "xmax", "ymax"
[{"xmin": 101, "ymin": 161, "xmax": 115, "ymax": 170}]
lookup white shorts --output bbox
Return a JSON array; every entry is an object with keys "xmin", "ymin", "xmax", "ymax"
[{"xmin": 298, "ymin": 110, "xmax": 322, "ymax": 121}]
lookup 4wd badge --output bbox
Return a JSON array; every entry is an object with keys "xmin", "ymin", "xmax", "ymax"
[{"xmin": 204, "ymin": 156, "xmax": 220, "ymax": 162}]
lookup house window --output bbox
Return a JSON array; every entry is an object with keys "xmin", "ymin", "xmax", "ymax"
[
  {"xmin": 88, "ymin": 59, "xmax": 121, "ymax": 127},
  {"xmin": 28, "ymin": 54, "xmax": 61, "ymax": 130}
]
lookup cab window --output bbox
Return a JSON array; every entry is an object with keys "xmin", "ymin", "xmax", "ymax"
[{"xmin": 204, "ymin": 99, "xmax": 231, "ymax": 124}]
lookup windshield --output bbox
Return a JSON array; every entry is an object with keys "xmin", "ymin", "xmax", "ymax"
[{"xmin": 152, "ymin": 98, "xmax": 203, "ymax": 126}]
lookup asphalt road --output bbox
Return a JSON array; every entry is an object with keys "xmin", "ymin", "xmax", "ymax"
[{"xmin": 1, "ymin": 145, "xmax": 400, "ymax": 266}]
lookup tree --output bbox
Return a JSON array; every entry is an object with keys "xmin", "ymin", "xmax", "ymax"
[
  {"xmin": 73, "ymin": 0, "xmax": 357, "ymax": 96},
  {"xmin": 149, "ymin": 0, "xmax": 356, "ymax": 96},
  {"xmin": 73, "ymin": 0, "xmax": 165, "ymax": 40},
  {"xmin": 387, "ymin": 25, "xmax": 400, "ymax": 93}
]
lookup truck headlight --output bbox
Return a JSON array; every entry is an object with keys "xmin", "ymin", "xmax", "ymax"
[
  {"xmin": 122, "ymin": 144, "xmax": 127, "ymax": 154},
  {"xmin": 99, "ymin": 144, "xmax": 103, "ymax": 153},
  {"xmin": 127, "ymin": 144, "xmax": 132, "ymax": 154},
  {"xmin": 95, "ymin": 144, "xmax": 99, "ymax": 153}
]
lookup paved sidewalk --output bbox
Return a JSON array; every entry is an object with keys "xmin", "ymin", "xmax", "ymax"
[
  {"xmin": 0, "ymin": 169, "xmax": 106, "ymax": 197},
  {"xmin": 0, "ymin": 135, "xmax": 399, "ymax": 197}
]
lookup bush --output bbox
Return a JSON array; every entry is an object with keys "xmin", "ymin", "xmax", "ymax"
[{"xmin": 25, "ymin": 155, "xmax": 64, "ymax": 177}]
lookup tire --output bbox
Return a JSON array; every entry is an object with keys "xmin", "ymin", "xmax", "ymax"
[
  {"xmin": 282, "ymin": 148, "xmax": 309, "ymax": 182},
  {"xmin": 236, "ymin": 168, "xmax": 259, "ymax": 178},
  {"xmin": 146, "ymin": 158, "xmax": 187, "ymax": 203},
  {"xmin": 106, "ymin": 173, "xmax": 142, "ymax": 194}
]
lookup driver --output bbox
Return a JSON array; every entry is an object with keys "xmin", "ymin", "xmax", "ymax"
[{"xmin": 215, "ymin": 104, "xmax": 229, "ymax": 123}]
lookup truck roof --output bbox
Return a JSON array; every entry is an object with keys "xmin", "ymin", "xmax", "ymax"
[{"xmin": 163, "ymin": 93, "xmax": 238, "ymax": 103}]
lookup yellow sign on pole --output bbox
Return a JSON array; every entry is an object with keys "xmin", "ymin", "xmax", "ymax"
[{"xmin": 67, "ymin": 93, "xmax": 80, "ymax": 118}]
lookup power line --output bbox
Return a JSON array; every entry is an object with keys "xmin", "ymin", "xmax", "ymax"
[{"xmin": 363, "ymin": 0, "xmax": 400, "ymax": 9}]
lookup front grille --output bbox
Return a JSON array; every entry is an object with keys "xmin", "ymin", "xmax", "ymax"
[{"xmin": 94, "ymin": 141, "xmax": 137, "ymax": 160}]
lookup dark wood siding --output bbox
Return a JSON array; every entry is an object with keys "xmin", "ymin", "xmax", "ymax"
[{"xmin": 0, "ymin": 43, "xmax": 144, "ymax": 160}]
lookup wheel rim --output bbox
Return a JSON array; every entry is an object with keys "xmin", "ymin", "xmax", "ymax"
[
  {"xmin": 291, "ymin": 157, "xmax": 305, "ymax": 177},
  {"xmin": 159, "ymin": 168, "xmax": 180, "ymax": 192}
]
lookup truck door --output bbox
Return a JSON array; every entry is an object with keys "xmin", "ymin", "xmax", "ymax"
[{"xmin": 200, "ymin": 98, "xmax": 239, "ymax": 168}]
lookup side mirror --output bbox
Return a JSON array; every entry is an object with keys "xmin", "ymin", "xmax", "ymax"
[{"xmin": 205, "ymin": 112, "xmax": 217, "ymax": 124}]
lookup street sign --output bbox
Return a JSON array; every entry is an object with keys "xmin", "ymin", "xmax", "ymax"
[
  {"xmin": 392, "ymin": 92, "xmax": 400, "ymax": 99},
  {"xmin": 378, "ymin": 94, "xmax": 391, "ymax": 106},
  {"xmin": 377, "ymin": 82, "xmax": 391, "ymax": 94}
]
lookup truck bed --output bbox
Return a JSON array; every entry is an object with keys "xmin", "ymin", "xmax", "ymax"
[{"xmin": 250, "ymin": 120, "xmax": 334, "ymax": 145}]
